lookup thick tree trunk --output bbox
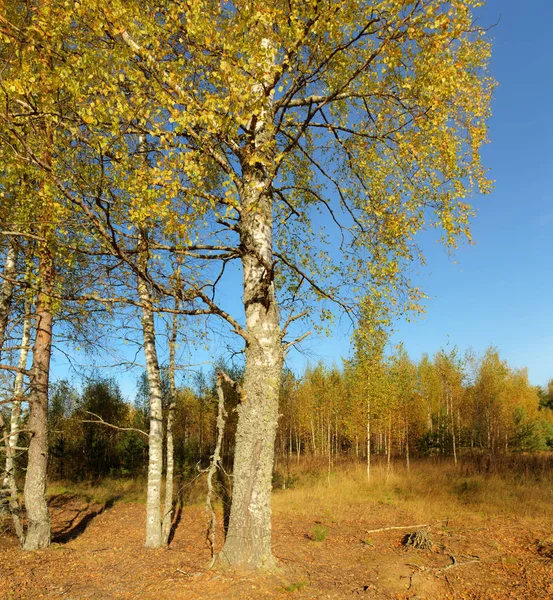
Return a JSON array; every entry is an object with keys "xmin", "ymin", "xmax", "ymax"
[
  {"xmin": 138, "ymin": 232, "xmax": 164, "ymax": 548},
  {"xmin": 219, "ymin": 149, "xmax": 283, "ymax": 567},
  {"xmin": 23, "ymin": 248, "xmax": 53, "ymax": 550},
  {"xmin": 219, "ymin": 321, "xmax": 282, "ymax": 568}
]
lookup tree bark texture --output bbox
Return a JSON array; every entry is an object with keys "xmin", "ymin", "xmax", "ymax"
[
  {"xmin": 162, "ymin": 307, "xmax": 178, "ymax": 545},
  {"xmin": 23, "ymin": 247, "xmax": 53, "ymax": 550},
  {"xmin": 220, "ymin": 155, "xmax": 283, "ymax": 568},
  {"xmin": 3, "ymin": 299, "xmax": 32, "ymax": 490},
  {"xmin": 0, "ymin": 241, "xmax": 17, "ymax": 354},
  {"xmin": 138, "ymin": 233, "xmax": 164, "ymax": 548}
]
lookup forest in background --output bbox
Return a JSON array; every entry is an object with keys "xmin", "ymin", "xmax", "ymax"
[{"xmin": 17, "ymin": 345, "xmax": 552, "ymax": 485}]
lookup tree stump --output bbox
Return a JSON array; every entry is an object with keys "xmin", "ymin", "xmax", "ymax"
[{"xmin": 402, "ymin": 528, "xmax": 433, "ymax": 550}]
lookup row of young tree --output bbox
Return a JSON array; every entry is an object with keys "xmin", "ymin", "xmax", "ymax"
[
  {"xmin": 28, "ymin": 344, "xmax": 552, "ymax": 489},
  {"xmin": 277, "ymin": 349, "xmax": 553, "ymax": 475},
  {"xmin": 0, "ymin": 0, "xmax": 493, "ymax": 567}
]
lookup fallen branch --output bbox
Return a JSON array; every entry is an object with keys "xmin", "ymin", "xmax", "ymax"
[{"xmin": 366, "ymin": 524, "xmax": 429, "ymax": 534}]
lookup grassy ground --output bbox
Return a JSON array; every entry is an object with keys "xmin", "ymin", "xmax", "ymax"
[{"xmin": 2, "ymin": 455, "xmax": 553, "ymax": 599}]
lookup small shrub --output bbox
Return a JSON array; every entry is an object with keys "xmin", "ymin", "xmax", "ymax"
[
  {"xmin": 311, "ymin": 523, "xmax": 328, "ymax": 542},
  {"xmin": 283, "ymin": 581, "xmax": 308, "ymax": 593}
]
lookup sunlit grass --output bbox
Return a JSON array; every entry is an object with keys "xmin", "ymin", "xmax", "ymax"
[{"xmin": 272, "ymin": 456, "xmax": 553, "ymax": 526}]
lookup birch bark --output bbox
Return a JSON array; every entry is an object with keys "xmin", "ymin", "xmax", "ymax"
[
  {"xmin": 138, "ymin": 231, "xmax": 164, "ymax": 548},
  {"xmin": 0, "ymin": 241, "xmax": 18, "ymax": 357}
]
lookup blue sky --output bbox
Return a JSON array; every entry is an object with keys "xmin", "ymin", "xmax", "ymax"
[
  {"xmin": 297, "ymin": 0, "xmax": 553, "ymax": 386},
  {"xmin": 49, "ymin": 0, "xmax": 552, "ymax": 397}
]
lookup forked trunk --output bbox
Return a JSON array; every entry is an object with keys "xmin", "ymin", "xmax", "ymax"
[{"xmin": 23, "ymin": 248, "xmax": 53, "ymax": 550}]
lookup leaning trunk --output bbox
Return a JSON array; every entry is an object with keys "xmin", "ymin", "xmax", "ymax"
[
  {"xmin": 138, "ymin": 232, "xmax": 164, "ymax": 548},
  {"xmin": 23, "ymin": 247, "xmax": 53, "ymax": 550}
]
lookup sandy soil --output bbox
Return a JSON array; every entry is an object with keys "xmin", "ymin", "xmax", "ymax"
[{"xmin": 1, "ymin": 493, "xmax": 552, "ymax": 599}]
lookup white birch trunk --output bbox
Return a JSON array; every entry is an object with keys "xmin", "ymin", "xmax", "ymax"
[
  {"xmin": 3, "ymin": 302, "xmax": 31, "ymax": 502},
  {"xmin": 138, "ymin": 232, "xmax": 164, "ymax": 548},
  {"xmin": 0, "ymin": 241, "xmax": 17, "ymax": 353},
  {"xmin": 219, "ymin": 39, "xmax": 284, "ymax": 569},
  {"xmin": 2, "ymin": 305, "xmax": 31, "ymax": 544}
]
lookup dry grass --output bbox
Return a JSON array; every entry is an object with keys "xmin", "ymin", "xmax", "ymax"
[{"xmin": 273, "ymin": 455, "xmax": 553, "ymax": 526}]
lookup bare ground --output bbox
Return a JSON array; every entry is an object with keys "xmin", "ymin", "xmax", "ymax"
[{"xmin": 1, "ymin": 486, "xmax": 552, "ymax": 600}]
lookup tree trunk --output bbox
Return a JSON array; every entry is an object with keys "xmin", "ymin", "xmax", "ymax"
[
  {"xmin": 219, "ymin": 117, "xmax": 283, "ymax": 566},
  {"xmin": 405, "ymin": 419, "xmax": 410, "ymax": 472},
  {"xmin": 366, "ymin": 389, "xmax": 371, "ymax": 482},
  {"xmin": 310, "ymin": 419, "xmax": 317, "ymax": 455},
  {"xmin": 0, "ymin": 241, "xmax": 17, "ymax": 353},
  {"xmin": 23, "ymin": 247, "xmax": 53, "ymax": 550},
  {"xmin": 385, "ymin": 414, "xmax": 392, "ymax": 484},
  {"xmin": 219, "ymin": 302, "xmax": 282, "ymax": 567},
  {"xmin": 3, "ymin": 298, "xmax": 32, "ymax": 545},
  {"xmin": 138, "ymin": 231, "xmax": 164, "ymax": 548},
  {"xmin": 162, "ymin": 306, "xmax": 178, "ymax": 545}
]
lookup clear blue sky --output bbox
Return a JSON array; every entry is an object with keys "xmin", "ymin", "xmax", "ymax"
[
  {"xmin": 51, "ymin": 0, "xmax": 552, "ymax": 396},
  {"xmin": 298, "ymin": 0, "xmax": 553, "ymax": 387}
]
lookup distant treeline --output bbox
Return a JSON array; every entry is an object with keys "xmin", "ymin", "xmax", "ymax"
[{"xmin": 18, "ymin": 346, "xmax": 552, "ymax": 482}]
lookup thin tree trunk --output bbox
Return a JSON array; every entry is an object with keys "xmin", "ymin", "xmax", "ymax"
[
  {"xmin": 206, "ymin": 373, "xmax": 228, "ymax": 565},
  {"xmin": 405, "ymin": 419, "xmax": 410, "ymax": 472},
  {"xmin": 0, "ymin": 241, "xmax": 17, "ymax": 353},
  {"xmin": 366, "ymin": 388, "xmax": 371, "ymax": 482},
  {"xmin": 162, "ymin": 305, "xmax": 178, "ymax": 545},
  {"xmin": 138, "ymin": 231, "xmax": 164, "ymax": 548},
  {"xmin": 451, "ymin": 401, "xmax": 458, "ymax": 466},
  {"xmin": 327, "ymin": 419, "xmax": 331, "ymax": 487},
  {"xmin": 385, "ymin": 414, "xmax": 392, "ymax": 484},
  {"xmin": 2, "ymin": 298, "xmax": 32, "ymax": 544},
  {"xmin": 3, "ymin": 298, "xmax": 32, "ymax": 485},
  {"xmin": 23, "ymin": 246, "xmax": 53, "ymax": 550},
  {"xmin": 310, "ymin": 418, "xmax": 316, "ymax": 455}
]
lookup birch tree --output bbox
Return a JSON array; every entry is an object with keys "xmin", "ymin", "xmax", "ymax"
[{"xmin": 1, "ymin": 0, "xmax": 493, "ymax": 567}]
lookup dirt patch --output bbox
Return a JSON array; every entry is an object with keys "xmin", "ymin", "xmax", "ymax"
[{"xmin": 1, "ymin": 495, "xmax": 553, "ymax": 599}]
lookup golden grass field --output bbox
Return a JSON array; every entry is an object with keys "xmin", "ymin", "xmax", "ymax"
[{"xmin": 2, "ymin": 455, "xmax": 553, "ymax": 599}]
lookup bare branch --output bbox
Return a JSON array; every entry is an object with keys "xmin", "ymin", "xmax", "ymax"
[
  {"xmin": 82, "ymin": 411, "xmax": 149, "ymax": 438},
  {"xmin": 283, "ymin": 331, "xmax": 312, "ymax": 354}
]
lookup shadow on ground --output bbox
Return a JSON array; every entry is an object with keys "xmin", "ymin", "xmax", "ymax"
[{"xmin": 50, "ymin": 495, "xmax": 120, "ymax": 544}]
